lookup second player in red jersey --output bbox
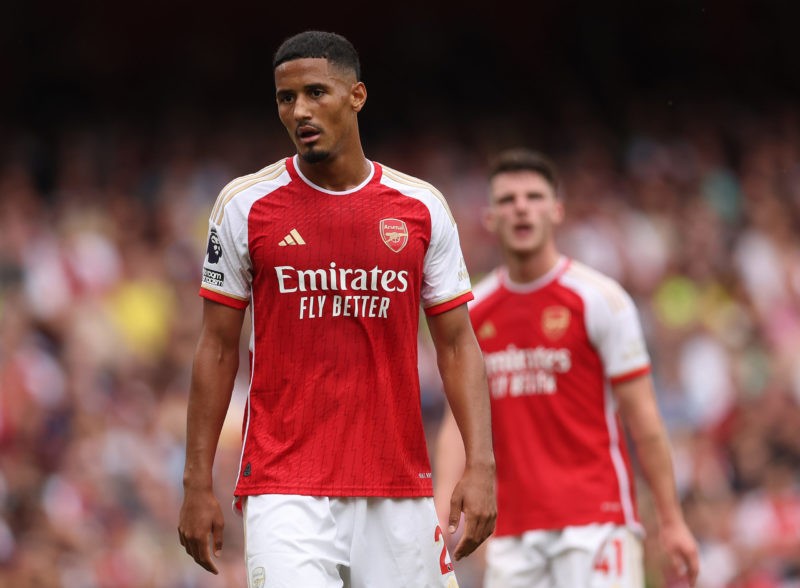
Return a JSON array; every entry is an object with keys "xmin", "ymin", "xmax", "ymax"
[
  {"xmin": 469, "ymin": 256, "xmax": 649, "ymax": 537},
  {"xmin": 435, "ymin": 148, "xmax": 698, "ymax": 587}
]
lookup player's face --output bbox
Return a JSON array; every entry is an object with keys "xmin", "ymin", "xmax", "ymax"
[
  {"xmin": 485, "ymin": 170, "xmax": 564, "ymax": 256},
  {"xmin": 274, "ymin": 58, "xmax": 366, "ymax": 164}
]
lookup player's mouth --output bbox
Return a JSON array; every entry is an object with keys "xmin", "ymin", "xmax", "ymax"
[
  {"xmin": 297, "ymin": 125, "xmax": 322, "ymax": 145},
  {"xmin": 512, "ymin": 223, "xmax": 534, "ymax": 237}
]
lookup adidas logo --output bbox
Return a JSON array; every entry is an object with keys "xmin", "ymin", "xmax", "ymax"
[{"xmin": 279, "ymin": 228, "xmax": 306, "ymax": 246}]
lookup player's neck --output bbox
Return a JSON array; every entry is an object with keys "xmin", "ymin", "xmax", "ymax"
[
  {"xmin": 295, "ymin": 146, "xmax": 371, "ymax": 192},
  {"xmin": 504, "ymin": 247, "xmax": 561, "ymax": 285}
]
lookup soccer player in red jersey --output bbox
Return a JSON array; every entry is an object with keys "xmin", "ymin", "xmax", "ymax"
[
  {"xmin": 177, "ymin": 31, "xmax": 496, "ymax": 586},
  {"xmin": 434, "ymin": 148, "xmax": 699, "ymax": 587}
]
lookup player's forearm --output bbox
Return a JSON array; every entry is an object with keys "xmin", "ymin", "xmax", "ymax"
[
  {"xmin": 428, "ymin": 306, "xmax": 494, "ymax": 468},
  {"xmin": 632, "ymin": 431, "xmax": 685, "ymax": 525},
  {"xmin": 615, "ymin": 377, "xmax": 685, "ymax": 526},
  {"xmin": 433, "ymin": 407, "xmax": 467, "ymax": 521},
  {"xmin": 437, "ymin": 343, "xmax": 494, "ymax": 468},
  {"xmin": 183, "ymin": 336, "xmax": 239, "ymax": 490}
]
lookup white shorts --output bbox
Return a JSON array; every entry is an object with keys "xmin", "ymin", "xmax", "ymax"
[
  {"xmin": 242, "ymin": 494, "xmax": 459, "ymax": 588},
  {"xmin": 484, "ymin": 523, "xmax": 643, "ymax": 588}
]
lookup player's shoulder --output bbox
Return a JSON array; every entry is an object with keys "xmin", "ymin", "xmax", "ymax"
[
  {"xmin": 376, "ymin": 162, "xmax": 455, "ymax": 224},
  {"xmin": 468, "ymin": 269, "xmax": 505, "ymax": 311},
  {"xmin": 377, "ymin": 162, "xmax": 441, "ymax": 196},
  {"xmin": 209, "ymin": 158, "xmax": 290, "ymax": 224},
  {"xmin": 561, "ymin": 259, "xmax": 633, "ymax": 313}
]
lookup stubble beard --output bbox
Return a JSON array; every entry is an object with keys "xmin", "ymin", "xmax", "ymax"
[{"xmin": 301, "ymin": 148, "xmax": 330, "ymax": 164}]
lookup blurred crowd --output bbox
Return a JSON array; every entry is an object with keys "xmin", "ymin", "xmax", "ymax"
[{"xmin": 1, "ymin": 98, "xmax": 800, "ymax": 587}]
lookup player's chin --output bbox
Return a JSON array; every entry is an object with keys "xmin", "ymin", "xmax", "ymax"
[
  {"xmin": 505, "ymin": 239, "xmax": 538, "ymax": 255},
  {"xmin": 300, "ymin": 146, "xmax": 330, "ymax": 164}
]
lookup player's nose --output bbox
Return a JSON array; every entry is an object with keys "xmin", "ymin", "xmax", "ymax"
[
  {"xmin": 513, "ymin": 194, "xmax": 529, "ymax": 212},
  {"xmin": 293, "ymin": 95, "xmax": 313, "ymax": 121}
]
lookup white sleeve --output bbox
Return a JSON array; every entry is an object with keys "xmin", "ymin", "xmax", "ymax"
[
  {"xmin": 421, "ymin": 198, "xmax": 472, "ymax": 309},
  {"xmin": 200, "ymin": 203, "xmax": 252, "ymax": 306},
  {"xmin": 584, "ymin": 278, "xmax": 650, "ymax": 380}
]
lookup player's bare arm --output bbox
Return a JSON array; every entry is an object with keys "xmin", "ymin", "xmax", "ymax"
[
  {"xmin": 179, "ymin": 299, "xmax": 245, "ymax": 574},
  {"xmin": 433, "ymin": 405, "xmax": 466, "ymax": 529},
  {"xmin": 614, "ymin": 375, "xmax": 700, "ymax": 587},
  {"xmin": 427, "ymin": 304, "xmax": 496, "ymax": 561}
]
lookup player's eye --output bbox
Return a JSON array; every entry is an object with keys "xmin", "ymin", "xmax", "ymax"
[{"xmin": 496, "ymin": 195, "xmax": 514, "ymax": 205}]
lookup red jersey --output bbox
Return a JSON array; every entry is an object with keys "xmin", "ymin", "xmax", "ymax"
[
  {"xmin": 199, "ymin": 156, "xmax": 473, "ymax": 498},
  {"xmin": 470, "ymin": 257, "xmax": 650, "ymax": 537}
]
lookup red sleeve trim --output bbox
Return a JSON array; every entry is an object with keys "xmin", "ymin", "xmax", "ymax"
[
  {"xmin": 199, "ymin": 287, "xmax": 249, "ymax": 310},
  {"xmin": 424, "ymin": 291, "xmax": 474, "ymax": 316},
  {"xmin": 609, "ymin": 365, "xmax": 651, "ymax": 385}
]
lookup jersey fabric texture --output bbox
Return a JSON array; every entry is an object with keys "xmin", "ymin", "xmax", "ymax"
[
  {"xmin": 199, "ymin": 156, "xmax": 473, "ymax": 499},
  {"xmin": 469, "ymin": 257, "xmax": 650, "ymax": 537}
]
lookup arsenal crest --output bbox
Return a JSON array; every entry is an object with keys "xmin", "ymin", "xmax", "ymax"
[
  {"xmin": 380, "ymin": 218, "xmax": 408, "ymax": 253},
  {"xmin": 477, "ymin": 321, "xmax": 497, "ymax": 340},
  {"xmin": 542, "ymin": 306, "xmax": 570, "ymax": 340}
]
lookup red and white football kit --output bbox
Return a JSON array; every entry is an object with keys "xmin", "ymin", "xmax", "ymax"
[
  {"xmin": 199, "ymin": 156, "xmax": 469, "ymax": 586},
  {"xmin": 201, "ymin": 155, "xmax": 472, "ymax": 497},
  {"xmin": 470, "ymin": 256, "xmax": 650, "ymax": 587}
]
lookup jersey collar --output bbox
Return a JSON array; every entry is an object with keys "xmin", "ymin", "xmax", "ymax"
[
  {"xmin": 290, "ymin": 155, "xmax": 375, "ymax": 195},
  {"xmin": 501, "ymin": 256, "xmax": 571, "ymax": 293}
]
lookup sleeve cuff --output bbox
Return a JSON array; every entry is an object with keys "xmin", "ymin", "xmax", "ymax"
[
  {"xmin": 424, "ymin": 291, "xmax": 474, "ymax": 316},
  {"xmin": 609, "ymin": 365, "xmax": 651, "ymax": 385},
  {"xmin": 199, "ymin": 287, "xmax": 249, "ymax": 310}
]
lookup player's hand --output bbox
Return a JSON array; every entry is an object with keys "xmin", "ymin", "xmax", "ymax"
[
  {"xmin": 178, "ymin": 486, "xmax": 225, "ymax": 574},
  {"xmin": 660, "ymin": 519, "xmax": 700, "ymax": 586},
  {"xmin": 447, "ymin": 461, "xmax": 496, "ymax": 560}
]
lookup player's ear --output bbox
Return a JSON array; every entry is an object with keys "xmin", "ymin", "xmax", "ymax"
[
  {"xmin": 482, "ymin": 206, "xmax": 497, "ymax": 233},
  {"xmin": 351, "ymin": 82, "xmax": 367, "ymax": 112},
  {"xmin": 551, "ymin": 198, "xmax": 565, "ymax": 225}
]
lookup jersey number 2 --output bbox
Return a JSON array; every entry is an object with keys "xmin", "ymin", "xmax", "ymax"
[{"xmin": 434, "ymin": 525, "xmax": 454, "ymax": 574}]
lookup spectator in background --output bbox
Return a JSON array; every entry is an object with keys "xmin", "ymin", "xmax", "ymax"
[{"xmin": 1, "ymin": 98, "xmax": 799, "ymax": 588}]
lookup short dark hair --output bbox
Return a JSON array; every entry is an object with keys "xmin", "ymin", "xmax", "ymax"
[
  {"xmin": 488, "ymin": 148, "xmax": 560, "ymax": 194},
  {"xmin": 273, "ymin": 30, "xmax": 361, "ymax": 80}
]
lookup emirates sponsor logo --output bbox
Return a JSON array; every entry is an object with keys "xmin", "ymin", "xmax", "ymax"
[
  {"xmin": 275, "ymin": 263, "xmax": 408, "ymax": 293},
  {"xmin": 542, "ymin": 306, "xmax": 570, "ymax": 340},
  {"xmin": 380, "ymin": 218, "xmax": 408, "ymax": 253},
  {"xmin": 484, "ymin": 345, "xmax": 571, "ymax": 398},
  {"xmin": 485, "ymin": 345, "xmax": 571, "ymax": 376},
  {"xmin": 275, "ymin": 262, "xmax": 409, "ymax": 320}
]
